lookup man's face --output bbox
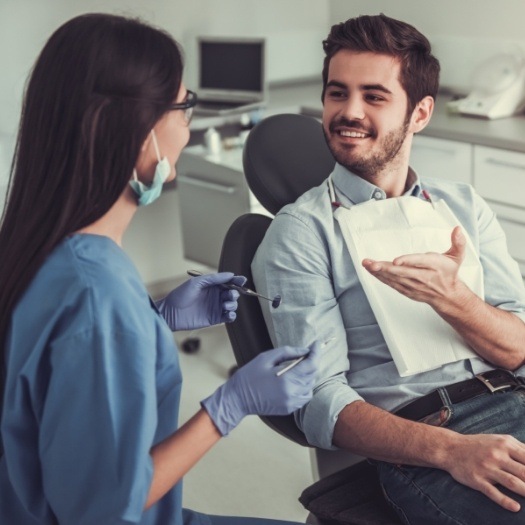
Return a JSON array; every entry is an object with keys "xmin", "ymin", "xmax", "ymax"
[{"xmin": 322, "ymin": 50, "xmax": 413, "ymax": 180}]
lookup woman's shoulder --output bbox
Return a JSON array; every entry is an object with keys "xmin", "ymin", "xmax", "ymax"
[
  {"xmin": 40, "ymin": 234, "xmax": 143, "ymax": 298},
  {"xmin": 17, "ymin": 234, "xmax": 151, "ymax": 339}
]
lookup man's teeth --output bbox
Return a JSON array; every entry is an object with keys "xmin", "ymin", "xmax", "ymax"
[{"xmin": 339, "ymin": 130, "xmax": 368, "ymax": 138}]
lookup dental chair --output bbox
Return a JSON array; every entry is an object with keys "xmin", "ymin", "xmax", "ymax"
[{"xmin": 218, "ymin": 114, "xmax": 401, "ymax": 525}]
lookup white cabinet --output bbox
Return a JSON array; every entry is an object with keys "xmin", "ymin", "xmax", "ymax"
[
  {"xmin": 177, "ymin": 145, "xmax": 269, "ymax": 268},
  {"xmin": 474, "ymin": 146, "xmax": 525, "ymax": 276},
  {"xmin": 474, "ymin": 146, "xmax": 525, "ymax": 208},
  {"xmin": 410, "ymin": 135, "xmax": 472, "ymax": 184}
]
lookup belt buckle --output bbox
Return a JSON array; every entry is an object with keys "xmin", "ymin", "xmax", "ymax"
[{"xmin": 475, "ymin": 372, "xmax": 513, "ymax": 394}]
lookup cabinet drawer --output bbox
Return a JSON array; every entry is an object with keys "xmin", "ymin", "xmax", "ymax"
[
  {"xmin": 410, "ymin": 135, "xmax": 472, "ymax": 184},
  {"xmin": 474, "ymin": 146, "xmax": 525, "ymax": 208}
]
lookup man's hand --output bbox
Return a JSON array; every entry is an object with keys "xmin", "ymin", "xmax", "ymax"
[
  {"xmin": 362, "ymin": 226, "xmax": 467, "ymax": 308},
  {"xmin": 444, "ymin": 433, "xmax": 525, "ymax": 512},
  {"xmin": 361, "ymin": 224, "xmax": 525, "ymax": 368},
  {"xmin": 335, "ymin": 401, "xmax": 525, "ymax": 513}
]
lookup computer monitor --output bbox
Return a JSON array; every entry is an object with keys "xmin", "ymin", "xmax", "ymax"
[{"xmin": 196, "ymin": 36, "xmax": 266, "ymax": 113}]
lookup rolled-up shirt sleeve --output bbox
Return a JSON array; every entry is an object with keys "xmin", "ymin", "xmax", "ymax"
[{"xmin": 252, "ymin": 211, "xmax": 361, "ymax": 450}]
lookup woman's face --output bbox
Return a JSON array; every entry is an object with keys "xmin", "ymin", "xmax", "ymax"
[{"xmin": 135, "ymin": 83, "xmax": 191, "ymax": 183}]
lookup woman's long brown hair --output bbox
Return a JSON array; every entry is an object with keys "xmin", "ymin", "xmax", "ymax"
[{"xmin": 0, "ymin": 13, "xmax": 183, "ymax": 421}]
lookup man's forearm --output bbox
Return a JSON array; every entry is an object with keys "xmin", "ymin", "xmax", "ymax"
[
  {"xmin": 333, "ymin": 400, "xmax": 456, "ymax": 468},
  {"xmin": 434, "ymin": 282, "xmax": 525, "ymax": 370}
]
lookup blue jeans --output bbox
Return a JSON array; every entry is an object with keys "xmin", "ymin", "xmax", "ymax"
[{"xmin": 376, "ymin": 388, "xmax": 525, "ymax": 525}]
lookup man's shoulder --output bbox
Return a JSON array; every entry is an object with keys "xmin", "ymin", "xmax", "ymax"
[
  {"xmin": 421, "ymin": 176, "xmax": 474, "ymax": 196},
  {"xmin": 421, "ymin": 176, "xmax": 480, "ymax": 207},
  {"xmin": 253, "ymin": 181, "xmax": 333, "ymax": 263},
  {"xmin": 275, "ymin": 180, "xmax": 332, "ymax": 224}
]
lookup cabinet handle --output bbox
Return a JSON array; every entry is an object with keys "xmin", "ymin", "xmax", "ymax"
[
  {"xmin": 414, "ymin": 145, "xmax": 455, "ymax": 156},
  {"xmin": 485, "ymin": 158, "xmax": 525, "ymax": 172},
  {"xmin": 179, "ymin": 176, "xmax": 236, "ymax": 194}
]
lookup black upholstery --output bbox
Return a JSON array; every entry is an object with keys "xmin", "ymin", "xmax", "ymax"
[
  {"xmin": 218, "ymin": 215, "xmax": 274, "ymax": 371},
  {"xmin": 242, "ymin": 113, "xmax": 335, "ymax": 215}
]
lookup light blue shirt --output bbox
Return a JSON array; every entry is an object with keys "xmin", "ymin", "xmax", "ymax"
[
  {"xmin": 0, "ymin": 235, "xmax": 205, "ymax": 525},
  {"xmin": 252, "ymin": 163, "xmax": 525, "ymax": 450}
]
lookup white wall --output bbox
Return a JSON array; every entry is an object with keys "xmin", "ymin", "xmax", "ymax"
[
  {"xmin": 0, "ymin": 0, "xmax": 329, "ymax": 284},
  {"xmin": 328, "ymin": 0, "xmax": 525, "ymax": 94},
  {"xmin": 0, "ymin": 0, "xmax": 329, "ymax": 137}
]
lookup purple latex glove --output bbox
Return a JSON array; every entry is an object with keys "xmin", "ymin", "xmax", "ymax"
[
  {"xmin": 156, "ymin": 272, "xmax": 247, "ymax": 331},
  {"xmin": 201, "ymin": 342, "xmax": 322, "ymax": 436}
]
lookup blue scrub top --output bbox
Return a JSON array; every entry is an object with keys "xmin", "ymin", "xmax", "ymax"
[{"xmin": 0, "ymin": 234, "xmax": 205, "ymax": 524}]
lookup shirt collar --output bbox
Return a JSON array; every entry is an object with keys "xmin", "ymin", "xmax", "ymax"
[{"xmin": 330, "ymin": 162, "xmax": 422, "ymax": 206}]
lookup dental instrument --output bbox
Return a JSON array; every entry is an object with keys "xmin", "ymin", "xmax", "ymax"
[
  {"xmin": 187, "ymin": 270, "xmax": 282, "ymax": 308},
  {"xmin": 276, "ymin": 337, "xmax": 336, "ymax": 377}
]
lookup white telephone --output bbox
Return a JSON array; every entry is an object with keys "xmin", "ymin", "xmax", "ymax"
[{"xmin": 455, "ymin": 52, "xmax": 525, "ymax": 119}]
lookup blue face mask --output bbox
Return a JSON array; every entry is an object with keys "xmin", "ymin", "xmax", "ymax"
[{"xmin": 129, "ymin": 130, "xmax": 171, "ymax": 206}]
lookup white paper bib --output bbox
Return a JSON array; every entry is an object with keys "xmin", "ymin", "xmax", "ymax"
[{"xmin": 332, "ymin": 185, "xmax": 483, "ymax": 377}]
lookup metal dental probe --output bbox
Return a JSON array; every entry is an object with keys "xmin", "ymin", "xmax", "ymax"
[
  {"xmin": 186, "ymin": 270, "xmax": 282, "ymax": 308},
  {"xmin": 276, "ymin": 337, "xmax": 336, "ymax": 377}
]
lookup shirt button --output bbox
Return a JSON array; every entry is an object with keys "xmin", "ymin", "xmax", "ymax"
[{"xmin": 373, "ymin": 191, "xmax": 382, "ymax": 200}]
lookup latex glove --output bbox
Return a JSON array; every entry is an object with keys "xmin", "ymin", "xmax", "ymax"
[
  {"xmin": 201, "ymin": 342, "xmax": 322, "ymax": 436},
  {"xmin": 156, "ymin": 272, "xmax": 247, "ymax": 331}
]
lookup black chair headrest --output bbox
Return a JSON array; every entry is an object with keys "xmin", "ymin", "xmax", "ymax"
[{"xmin": 243, "ymin": 113, "xmax": 335, "ymax": 216}]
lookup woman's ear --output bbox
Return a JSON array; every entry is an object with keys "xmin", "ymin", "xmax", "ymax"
[
  {"xmin": 140, "ymin": 130, "xmax": 153, "ymax": 152},
  {"xmin": 134, "ymin": 131, "xmax": 154, "ymax": 178},
  {"xmin": 409, "ymin": 96, "xmax": 434, "ymax": 134}
]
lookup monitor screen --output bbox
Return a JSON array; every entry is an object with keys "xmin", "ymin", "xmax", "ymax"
[{"xmin": 198, "ymin": 38, "xmax": 265, "ymax": 101}]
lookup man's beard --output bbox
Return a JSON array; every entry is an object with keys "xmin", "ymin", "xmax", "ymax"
[{"xmin": 323, "ymin": 116, "xmax": 410, "ymax": 179}]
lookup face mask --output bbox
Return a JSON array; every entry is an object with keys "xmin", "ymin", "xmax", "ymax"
[{"xmin": 129, "ymin": 130, "xmax": 171, "ymax": 206}]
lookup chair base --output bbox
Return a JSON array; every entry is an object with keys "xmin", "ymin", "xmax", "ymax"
[{"xmin": 300, "ymin": 460, "xmax": 402, "ymax": 525}]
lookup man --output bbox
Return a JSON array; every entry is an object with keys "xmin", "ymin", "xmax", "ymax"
[{"xmin": 252, "ymin": 13, "xmax": 525, "ymax": 525}]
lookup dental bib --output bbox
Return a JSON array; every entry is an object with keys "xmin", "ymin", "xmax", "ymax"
[{"xmin": 330, "ymin": 179, "xmax": 483, "ymax": 377}]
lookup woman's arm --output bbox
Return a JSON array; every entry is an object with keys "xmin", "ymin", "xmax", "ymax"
[
  {"xmin": 146, "ymin": 343, "xmax": 322, "ymax": 509},
  {"xmin": 145, "ymin": 409, "xmax": 220, "ymax": 509}
]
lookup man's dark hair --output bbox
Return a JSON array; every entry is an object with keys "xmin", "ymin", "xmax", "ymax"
[{"xmin": 322, "ymin": 13, "xmax": 440, "ymax": 114}]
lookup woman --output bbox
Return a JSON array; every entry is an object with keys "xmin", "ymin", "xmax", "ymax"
[{"xmin": 0, "ymin": 14, "xmax": 320, "ymax": 525}]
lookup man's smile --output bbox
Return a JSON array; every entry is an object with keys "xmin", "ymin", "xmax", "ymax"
[
  {"xmin": 338, "ymin": 129, "xmax": 370, "ymax": 138},
  {"xmin": 329, "ymin": 119, "xmax": 374, "ymax": 141}
]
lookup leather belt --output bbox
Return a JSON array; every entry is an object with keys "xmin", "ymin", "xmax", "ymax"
[{"xmin": 395, "ymin": 369, "xmax": 524, "ymax": 422}]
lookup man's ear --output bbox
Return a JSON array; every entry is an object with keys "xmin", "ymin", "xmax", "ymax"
[{"xmin": 409, "ymin": 96, "xmax": 434, "ymax": 134}]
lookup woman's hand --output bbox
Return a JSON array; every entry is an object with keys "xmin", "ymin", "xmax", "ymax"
[
  {"xmin": 156, "ymin": 272, "xmax": 246, "ymax": 331},
  {"xmin": 201, "ymin": 342, "xmax": 323, "ymax": 436}
]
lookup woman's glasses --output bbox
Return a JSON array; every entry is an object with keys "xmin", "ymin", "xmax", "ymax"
[{"xmin": 170, "ymin": 90, "xmax": 198, "ymax": 125}]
